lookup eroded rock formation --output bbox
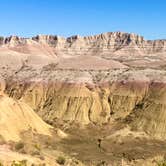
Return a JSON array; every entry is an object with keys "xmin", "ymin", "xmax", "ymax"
[
  {"xmin": 0, "ymin": 32, "xmax": 166, "ymax": 140},
  {"xmin": 0, "ymin": 78, "xmax": 52, "ymax": 141}
]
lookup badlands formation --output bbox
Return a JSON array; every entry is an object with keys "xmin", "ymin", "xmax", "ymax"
[{"xmin": 0, "ymin": 32, "xmax": 166, "ymax": 165}]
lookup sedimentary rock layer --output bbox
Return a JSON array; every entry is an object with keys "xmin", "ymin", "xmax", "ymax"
[
  {"xmin": 0, "ymin": 32, "xmax": 166, "ymax": 140},
  {"xmin": 0, "ymin": 32, "xmax": 166, "ymax": 73},
  {"xmin": 3, "ymin": 67, "xmax": 166, "ymax": 139},
  {"xmin": 0, "ymin": 79, "xmax": 51, "ymax": 141}
]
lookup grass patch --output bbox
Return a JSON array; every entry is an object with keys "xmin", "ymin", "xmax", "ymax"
[
  {"xmin": 157, "ymin": 160, "xmax": 166, "ymax": 166},
  {"xmin": 11, "ymin": 160, "xmax": 27, "ymax": 166}
]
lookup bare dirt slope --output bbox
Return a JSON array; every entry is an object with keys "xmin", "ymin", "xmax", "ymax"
[
  {"xmin": 0, "ymin": 94, "xmax": 52, "ymax": 141},
  {"xmin": 0, "ymin": 79, "xmax": 51, "ymax": 142}
]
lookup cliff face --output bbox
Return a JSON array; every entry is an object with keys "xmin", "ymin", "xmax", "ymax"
[
  {"xmin": 3, "ymin": 67, "xmax": 166, "ymax": 139},
  {"xmin": 131, "ymin": 82, "xmax": 166, "ymax": 139},
  {"xmin": 5, "ymin": 80, "xmax": 147, "ymax": 125},
  {"xmin": 0, "ymin": 32, "xmax": 165, "ymax": 73},
  {"xmin": 1, "ymin": 32, "xmax": 166, "ymax": 56},
  {"xmin": 1, "ymin": 32, "xmax": 166, "ymax": 140}
]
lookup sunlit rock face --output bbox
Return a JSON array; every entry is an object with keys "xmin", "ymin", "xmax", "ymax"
[
  {"xmin": 3, "ymin": 67, "xmax": 166, "ymax": 139},
  {"xmin": 0, "ymin": 79, "xmax": 52, "ymax": 141},
  {"xmin": 1, "ymin": 32, "xmax": 166, "ymax": 139},
  {"xmin": 5, "ymin": 79, "xmax": 148, "ymax": 125},
  {"xmin": 0, "ymin": 32, "xmax": 166, "ymax": 73}
]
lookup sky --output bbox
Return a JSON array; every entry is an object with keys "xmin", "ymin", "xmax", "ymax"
[{"xmin": 0, "ymin": 0, "xmax": 165, "ymax": 39}]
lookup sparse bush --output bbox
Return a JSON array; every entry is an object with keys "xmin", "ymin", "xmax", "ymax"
[
  {"xmin": 96, "ymin": 160, "xmax": 108, "ymax": 166},
  {"xmin": 11, "ymin": 160, "xmax": 27, "ymax": 166},
  {"xmin": 0, "ymin": 37, "xmax": 3, "ymax": 42},
  {"xmin": 39, "ymin": 156, "xmax": 45, "ymax": 160},
  {"xmin": 0, "ymin": 135, "xmax": 5, "ymax": 145},
  {"xmin": 135, "ymin": 103, "xmax": 144, "ymax": 109},
  {"xmin": 39, "ymin": 164, "xmax": 46, "ymax": 166},
  {"xmin": 56, "ymin": 156, "xmax": 66, "ymax": 165},
  {"xmin": 100, "ymin": 111, "xmax": 107, "ymax": 117},
  {"xmin": 14, "ymin": 142, "xmax": 24, "ymax": 151},
  {"xmin": 157, "ymin": 160, "xmax": 166, "ymax": 166},
  {"xmin": 31, "ymin": 150, "xmax": 40, "ymax": 156},
  {"xmin": 34, "ymin": 143, "xmax": 41, "ymax": 151}
]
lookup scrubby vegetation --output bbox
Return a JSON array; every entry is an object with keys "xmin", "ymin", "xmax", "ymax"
[
  {"xmin": 135, "ymin": 102, "xmax": 144, "ymax": 109},
  {"xmin": 14, "ymin": 142, "xmax": 25, "ymax": 151},
  {"xmin": 11, "ymin": 160, "xmax": 27, "ymax": 166},
  {"xmin": 157, "ymin": 160, "xmax": 166, "ymax": 166},
  {"xmin": 96, "ymin": 160, "xmax": 108, "ymax": 166},
  {"xmin": 34, "ymin": 144, "xmax": 41, "ymax": 151},
  {"xmin": 56, "ymin": 156, "xmax": 66, "ymax": 165}
]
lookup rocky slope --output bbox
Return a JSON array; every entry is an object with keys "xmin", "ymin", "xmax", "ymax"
[
  {"xmin": 0, "ymin": 79, "xmax": 52, "ymax": 141},
  {"xmin": 3, "ymin": 67, "xmax": 166, "ymax": 139},
  {"xmin": 1, "ymin": 32, "xmax": 166, "ymax": 165},
  {"xmin": 0, "ymin": 32, "xmax": 166, "ymax": 139}
]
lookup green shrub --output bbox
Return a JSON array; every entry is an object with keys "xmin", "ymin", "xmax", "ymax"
[
  {"xmin": 31, "ymin": 150, "xmax": 40, "ymax": 156},
  {"xmin": 157, "ymin": 161, "xmax": 166, "ymax": 166},
  {"xmin": 96, "ymin": 160, "xmax": 108, "ymax": 166},
  {"xmin": 135, "ymin": 103, "xmax": 144, "ymax": 109},
  {"xmin": 15, "ymin": 142, "xmax": 24, "ymax": 151},
  {"xmin": 34, "ymin": 143, "xmax": 41, "ymax": 151},
  {"xmin": 56, "ymin": 156, "xmax": 66, "ymax": 165},
  {"xmin": 11, "ymin": 160, "xmax": 27, "ymax": 166}
]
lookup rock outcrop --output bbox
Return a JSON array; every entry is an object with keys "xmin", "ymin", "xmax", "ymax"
[
  {"xmin": 0, "ymin": 32, "xmax": 166, "ymax": 73},
  {"xmin": 3, "ymin": 67, "xmax": 166, "ymax": 139},
  {"xmin": 0, "ymin": 32, "xmax": 166, "ymax": 140},
  {"xmin": 131, "ymin": 82, "xmax": 166, "ymax": 139},
  {"xmin": 5, "ymin": 80, "xmax": 147, "ymax": 125},
  {"xmin": 0, "ymin": 32, "xmax": 165, "ymax": 57}
]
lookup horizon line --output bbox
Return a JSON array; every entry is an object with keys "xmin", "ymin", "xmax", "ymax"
[{"xmin": 0, "ymin": 31, "xmax": 166, "ymax": 41}]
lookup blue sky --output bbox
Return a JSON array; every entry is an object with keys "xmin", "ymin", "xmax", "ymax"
[{"xmin": 0, "ymin": 0, "xmax": 165, "ymax": 39}]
